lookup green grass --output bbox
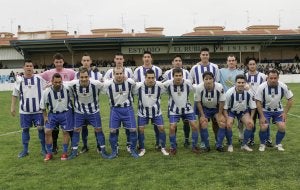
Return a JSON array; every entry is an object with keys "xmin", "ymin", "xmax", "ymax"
[{"xmin": 0, "ymin": 84, "xmax": 300, "ymax": 190}]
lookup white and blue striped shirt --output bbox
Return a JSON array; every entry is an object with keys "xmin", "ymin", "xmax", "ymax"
[
  {"xmin": 40, "ymin": 85, "xmax": 72, "ymax": 113},
  {"xmin": 164, "ymin": 79, "xmax": 194, "ymax": 115},
  {"xmin": 66, "ymin": 79, "xmax": 103, "ymax": 114},
  {"xmin": 134, "ymin": 65, "xmax": 162, "ymax": 82},
  {"xmin": 133, "ymin": 81, "xmax": 166, "ymax": 118},
  {"xmin": 163, "ymin": 68, "xmax": 191, "ymax": 82},
  {"xmin": 103, "ymin": 78, "xmax": 135, "ymax": 107},
  {"xmin": 245, "ymin": 71, "xmax": 267, "ymax": 96},
  {"xmin": 103, "ymin": 67, "xmax": 133, "ymax": 80},
  {"xmin": 224, "ymin": 87, "xmax": 256, "ymax": 113},
  {"xmin": 255, "ymin": 81, "xmax": 293, "ymax": 112},
  {"xmin": 12, "ymin": 75, "xmax": 46, "ymax": 114},
  {"xmin": 194, "ymin": 82, "xmax": 225, "ymax": 109},
  {"xmin": 190, "ymin": 62, "xmax": 219, "ymax": 84}
]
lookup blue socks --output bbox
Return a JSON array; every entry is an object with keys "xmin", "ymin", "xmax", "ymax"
[
  {"xmin": 22, "ymin": 128, "xmax": 30, "ymax": 152},
  {"xmin": 217, "ymin": 128, "xmax": 225, "ymax": 148},
  {"xmin": 170, "ymin": 135, "xmax": 176, "ymax": 149},
  {"xmin": 200, "ymin": 128, "xmax": 209, "ymax": 148},
  {"xmin": 276, "ymin": 131, "xmax": 285, "ymax": 145},
  {"xmin": 225, "ymin": 128, "xmax": 232, "ymax": 145},
  {"xmin": 191, "ymin": 131, "xmax": 199, "ymax": 148}
]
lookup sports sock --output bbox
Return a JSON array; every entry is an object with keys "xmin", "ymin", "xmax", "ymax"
[{"xmin": 276, "ymin": 131, "xmax": 285, "ymax": 145}]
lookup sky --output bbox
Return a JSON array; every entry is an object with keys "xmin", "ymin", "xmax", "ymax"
[{"xmin": 1, "ymin": 0, "xmax": 300, "ymax": 36}]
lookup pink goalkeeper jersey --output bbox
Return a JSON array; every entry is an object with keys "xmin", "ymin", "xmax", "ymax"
[{"xmin": 40, "ymin": 68, "xmax": 75, "ymax": 82}]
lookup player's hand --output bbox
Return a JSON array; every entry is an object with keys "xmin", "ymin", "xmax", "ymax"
[
  {"xmin": 244, "ymin": 83, "xmax": 250, "ymax": 91},
  {"xmin": 10, "ymin": 108, "xmax": 16, "ymax": 117},
  {"xmin": 44, "ymin": 116, "xmax": 48, "ymax": 125},
  {"xmin": 259, "ymin": 117, "xmax": 268, "ymax": 130},
  {"xmin": 199, "ymin": 116, "xmax": 208, "ymax": 126}
]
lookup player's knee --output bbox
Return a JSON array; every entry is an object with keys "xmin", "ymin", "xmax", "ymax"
[
  {"xmin": 157, "ymin": 126, "xmax": 165, "ymax": 133},
  {"xmin": 278, "ymin": 123, "xmax": 286, "ymax": 132},
  {"xmin": 45, "ymin": 129, "xmax": 52, "ymax": 135},
  {"xmin": 246, "ymin": 121, "xmax": 254, "ymax": 129}
]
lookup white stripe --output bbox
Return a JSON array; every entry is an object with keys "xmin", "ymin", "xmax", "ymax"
[
  {"xmin": 0, "ymin": 129, "xmax": 23, "ymax": 136},
  {"xmin": 288, "ymin": 113, "xmax": 300, "ymax": 118}
]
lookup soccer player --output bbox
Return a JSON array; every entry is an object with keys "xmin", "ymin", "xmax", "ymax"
[
  {"xmin": 103, "ymin": 52, "xmax": 134, "ymax": 152},
  {"xmin": 103, "ymin": 52, "xmax": 133, "ymax": 80},
  {"xmin": 194, "ymin": 71, "xmax": 226, "ymax": 152},
  {"xmin": 40, "ymin": 53, "xmax": 75, "ymax": 154},
  {"xmin": 255, "ymin": 69, "xmax": 293, "ymax": 152},
  {"xmin": 40, "ymin": 73, "xmax": 74, "ymax": 161},
  {"xmin": 244, "ymin": 58, "xmax": 268, "ymax": 146},
  {"xmin": 223, "ymin": 74, "xmax": 256, "ymax": 152},
  {"xmin": 67, "ymin": 67, "xmax": 109, "ymax": 159},
  {"xmin": 163, "ymin": 55, "xmax": 191, "ymax": 147},
  {"xmin": 11, "ymin": 60, "xmax": 47, "ymax": 158},
  {"xmin": 190, "ymin": 47, "xmax": 220, "ymax": 146},
  {"xmin": 163, "ymin": 68, "xmax": 200, "ymax": 155},
  {"xmin": 75, "ymin": 53, "xmax": 103, "ymax": 153},
  {"xmin": 134, "ymin": 51, "xmax": 162, "ymax": 150},
  {"xmin": 219, "ymin": 54, "xmax": 245, "ymax": 143},
  {"xmin": 102, "ymin": 67, "xmax": 139, "ymax": 159},
  {"xmin": 134, "ymin": 69, "xmax": 169, "ymax": 156}
]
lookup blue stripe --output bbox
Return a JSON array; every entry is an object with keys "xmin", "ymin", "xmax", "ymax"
[
  {"xmin": 195, "ymin": 67, "xmax": 199, "ymax": 84},
  {"xmin": 91, "ymin": 84, "xmax": 97, "ymax": 110},
  {"xmin": 81, "ymin": 103, "xmax": 87, "ymax": 113},
  {"xmin": 156, "ymin": 86, "xmax": 161, "ymax": 115},
  {"xmin": 145, "ymin": 107, "xmax": 149, "ymax": 117},
  {"xmin": 138, "ymin": 69, "xmax": 141, "ymax": 82},
  {"xmin": 32, "ymin": 98, "xmax": 36, "ymax": 112},
  {"xmin": 262, "ymin": 88, "xmax": 266, "ymax": 108},
  {"xmin": 108, "ymin": 85, "xmax": 115, "ymax": 106},
  {"xmin": 37, "ymin": 77, "xmax": 41, "ymax": 104},
  {"xmin": 48, "ymin": 93, "xmax": 53, "ymax": 112},
  {"xmin": 61, "ymin": 88, "xmax": 65, "ymax": 99},
  {"xmin": 88, "ymin": 103, "xmax": 93, "ymax": 113},
  {"xmin": 138, "ymin": 87, "xmax": 144, "ymax": 115},
  {"xmin": 230, "ymin": 93, "xmax": 234, "ymax": 110},
  {"xmin": 127, "ymin": 82, "xmax": 132, "ymax": 106},
  {"xmin": 20, "ymin": 82, "xmax": 24, "ymax": 111},
  {"xmin": 155, "ymin": 68, "xmax": 159, "ymax": 80},
  {"xmin": 73, "ymin": 85, "xmax": 81, "ymax": 112},
  {"xmin": 26, "ymin": 98, "xmax": 30, "ymax": 112}
]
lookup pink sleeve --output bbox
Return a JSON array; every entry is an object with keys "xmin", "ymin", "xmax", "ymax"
[{"xmin": 39, "ymin": 71, "xmax": 50, "ymax": 81}]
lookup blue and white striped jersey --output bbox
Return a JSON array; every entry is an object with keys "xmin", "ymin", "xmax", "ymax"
[
  {"xmin": 134, "ymin": 65, "xmax": 162, "ymax": 82},
  {"xmin": 164, "ymin": 79, "xmax": 194, "ymax": 115},
  {"xmin": 75, "ymin": 70, "xmax": 102, "ymax": 80},
  {"xmin": 133, "ymin": 81, "xmax": 166, "ymax": 118},
  {"xmin": 224, "ymin": 87, "xmax": 256, "ymax": 113},
  {"xmin": 255, "ymin": 81, "xmax": 293, "ymax": 112},
  {"xmin": 66, "ymin": 79, "xmax": 103, "ymax": 114},
  {"xmin": 163, "ymin": 68, "xmax": 191, "ymax": 82},
  {"xmin": 12, "ymin": 75, "xmax": 46, "ymax": 114},
  {"xmin": 40, "ymin": 85, "xmax": 72, "ymax": 113},
  {"xmin": 103, "ymin": 78, "xmax": 135, "ymax": 107},
  {"xmin": 103, "ymin": 67, "xmax": 133, "ymax": 80},
  {"xmin": 190, "ymin": 62, "xmax": 219, "ymax": 84},
  {"xmin": 194, "ymin": 82, "xmax": 225, "ymax": 109},
  {"xmin": 245, "ymin": 71, "xmax": 267, "ymax": 96}
]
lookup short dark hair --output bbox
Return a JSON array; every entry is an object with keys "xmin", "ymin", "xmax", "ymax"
[
  {"xmin": 172, "ymin": 68, "xmax": 183, "ymax": 77},
  {"xmin": 173, "ymin": 54, "xmax": 182, "ymax": 61},
  {"xmin": 24, "ymin": 59, "xmax": 32, "ymax": 65},
  {"xmin": 247, "ymin": 58, "xmax": 257, "ymax": 65},
  {"xmin": 52, "ymin": 73, "xmax": 62, "ymax": 80},
  {"xmin": 227, "ymin": 54, "xmax": 237, "ymax": 60},
  {"xmin": 202, "ymin": 71, "xmax": 214, "ymax": 79},
  {"xmin": 113, "ymin": 67, "xmax": 124, "ymax": 74},
  {"xmin": 53, "ymin": 53, "xmax": 64, "ymax": 61},
  {"xmin": 143, "ymin": 51, "xmax": 152, "ymax": 56},
  {"xmin": 78, "ymin": 66, "xmax": 88, "ymax": 74},
  {"xmin": 145, "ymin": 69, "xmax": 155, "ymax": 77},
  {"xmin": 115, "ymin": 52, "xmax": 124, "ymax": 57},
  {"xmin": 235, "ymin": 74, "xmax": 246, "ymax": 82},
  {"xmin": 200, "ymin": 47, "xmax": 209, "ymax": 53},
  {"xmin": 267, "ymin": 69, "xmax": 279, "ymax": 76},
  {"xmin": 82, "ymin": 52, "xmax": 91, "ymax": 57}
]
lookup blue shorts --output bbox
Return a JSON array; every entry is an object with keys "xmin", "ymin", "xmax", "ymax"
[
  {"xmin": 20, "ymin": 113, "xmax": 44, "ymax": 129},
  {"xmin": 138, "ymin": 115, "xmax": 164, "ymax": 127},
  {"xmin": 263, "ymin": 111, "xmax": 284, "ymax": 123},
  {"xmin": 109, "ymin": 107, "xmax": 136, "ymax": 129},
  {"xmin": 228, "ymin": 110, "xmax": 249, "ymax": 120},
  {"xmin": 203, "ymin": 107, "xmax": 218, "ymax": 118},
  {"xmin": 74, "ymin": 112, "xmax": 102, "ymax": 129},
  {"xmin": 46, "ymin": 110, "xmax": 74, "ymax": 131},
  {"xmin": 169, "ymin": 113, "xmax": 196, "ymax": 124}
]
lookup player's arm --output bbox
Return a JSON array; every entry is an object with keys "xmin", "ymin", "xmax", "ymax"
[
  {"xmin": 42, "ymin": 109, "xmax": 48, "ymax": 124},
  {"xmin": 223, "ymin": 90, "xmax": 231, "ymax": 118},
  {"xmin": 282, "ymin": 97, "xmax": 293, "ymax": 122},
  {"xmin": 256, "ymin": 100, "xmax": 267, "ymax": 127},
  {"xmin": 11, "ymin": 95, "xmax": 17, "ymax": 117}
]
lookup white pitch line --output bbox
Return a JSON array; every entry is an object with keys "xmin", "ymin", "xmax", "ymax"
[
  {"xmin": 0, "ymin": 129, "xmax": 22, "ymax": 137},
  {"xmin": 288, "ymin": 113, "xmax": 300, "ymax": 118}
]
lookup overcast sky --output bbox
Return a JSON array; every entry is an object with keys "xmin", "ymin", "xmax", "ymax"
[{"xmin": 1, "ymin": 0, "xmax": 300, "ymax": 36}]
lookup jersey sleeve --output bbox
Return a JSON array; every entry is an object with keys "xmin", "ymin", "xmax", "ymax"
[
  {"xmin": 282, "ymin": 83, "xmax": 293, "ymax": 100},
  {"xmin": 224, "ymin": 90, "xmax": 232, "ymax": 110},
  {"xmin": 40, "ymin": 90, "xmax": 49, "ymax": 110},
  {"xmin": 194, "ymin": 85, "xmax": 201, "ymax": 102},
  {"xmin": 255, "ymin": 84, "xmax": 264, "ymax": 102}
]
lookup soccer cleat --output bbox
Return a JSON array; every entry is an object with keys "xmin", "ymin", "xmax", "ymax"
[
  {"xmin": 44, "ymin": 153, "xmax": 53, "ymax": 161},
  {"xmin": 216, "ymin": 146, "xmax": 225, "ymax": 152},
  {"xmin": 138, "ymin": 149, "xmax": 146, "ymax": 157},
  {"xmin": 201, "ymin": 146, "xmax": 211, "ymax": 153},
  {"xmin": 192, "ymin": 147, "xmax": 201, "ymax": 154},
  {"xmin": 52, "ymin": 146, "xmax": 58, "ymax": 155},
  {"xmin": 60, "ymin": 153, "xmax": 68, "ymax": 161},
  {"xmin": 241, "ymin": 145, "xmax": 253, "ymax": 152},
  {"xmin": 108, "ymin": 150, "xmax": 118, "ymax": 159},
  {"xmin": 130, "ymin": 149, "xmax": 140, "ymax": 158},
  {"xmin": 80, "ymin": 146, "xmax": 89, "ymax": 154},
  {"xmin": 275, "ymin": 144, "xmax": 285, "ymax": 151},
  {"xmin": 169, "ymin": 148, "xmax": 177, "ymax": 155},
  {"xmin": 247, "ymin": 139, "xmax": 255, "ymax": 146},
  {"xmin": 259, "ymin": 144, "xmax": 266, "ymax": 152},
  {"xmin": 184, "ymin": 140, "xmax": 190, "ymax": 148},
  {"xmin": 155, "ymin": 144, "xmax": 162, "ymax": 151},
  {"xmin": 18, "ymin": 150, "xmax": 29, "ymax": 158},
  {"xmin": 68, "ymin": 149, "xmax": 78, "ymax": 160},
  {"xmin": 266, "ymin": 139, "xmax": 274, "ymax": 147},
  {"xmin": 227, "ymin": 145, "xmax": 233, "ymax": 152},
  {"xmin": 200, "ymin": 142, "xmax": 206, "ymax": 149},
  {"xmin": 161, "ymin": 148, "xmax": 169, "ymax": 156},
  {"xmin": 100, "ymin": 149, "xmax": 110, "ymax": 159}
]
